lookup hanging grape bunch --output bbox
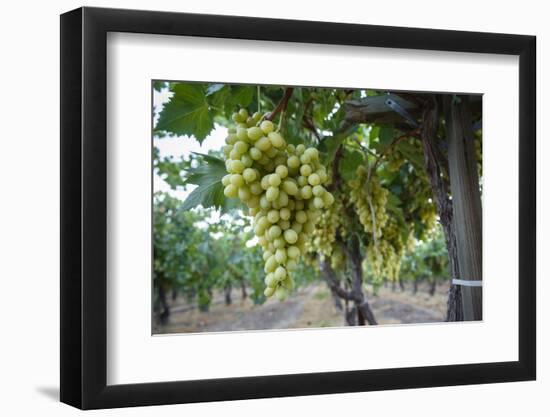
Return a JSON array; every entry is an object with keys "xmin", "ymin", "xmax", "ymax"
[
  {"xmin": 348, "ymin": 165, "xmax": 389, "ymax": 239},
  {"xmin": 221, "ymin": 108, "xmax": 334, "ymax": 301},
  {"xmin": 308, "ymin": 196, "xmax": 345, "ymax": 261}
]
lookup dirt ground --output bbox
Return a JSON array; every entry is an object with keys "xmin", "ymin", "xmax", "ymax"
[{"xmin": 155, "ymin": 281, "xmax": 450, "ymax": 334}]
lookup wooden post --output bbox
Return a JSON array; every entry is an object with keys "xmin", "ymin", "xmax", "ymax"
[
  {"xmin": 420, "ymin": 96, "xmax": 463, "ymax": 321},
  {"xmin": 444, "ymin": 96, "xmax": 483, "ymax": 321}
]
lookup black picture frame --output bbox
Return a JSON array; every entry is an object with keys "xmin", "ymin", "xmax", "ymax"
[{"xmin": 60, "ymin": 6, "xmax": 536, "ymax": 410}]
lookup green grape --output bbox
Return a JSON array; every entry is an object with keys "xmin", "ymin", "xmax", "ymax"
[
  {"xmin": 261, "ymin": 120, "xmax": 274, "ymax": 134},
  {"xmin": 275, "ymin": 286, "xmax": 287, "ymax": 301},
  {"xmin": 268, "ymin": 132, "xmax": 285, "ymax": 148},
  {"xmin": 266, "ymin": 186, "xmax": 279, "ymax": 202},
  {"xmin": 242, "ymin": 168, "xmax": 256, "ymax": 183},
  {"xmin": 249, "ymin": 147, "xmax": 262, "ymax": 161},
  {"xmin": 255, "ymin": 137, "xmax": 271, "ymax": 152},
  {"xmin": 283, "ymin": 229, "xmax": 298, "ymax": 244},
  {"xmin": 269, "ymin": 225, "xmax": 282, "ymax": 239},
  {"xmin": 267, "ymin": 210, "xmax": 280, "ymax": 223},
  {"xmin": 287, "ymin": 155, "xmax": 300, "ymax": 169},
  {"xmin": 275, "ymin": 248, "xmax": 287, "ymax": 264},
  {"xmin": 230, "ymin": 174, "xmax": 244, "ymax": 187},
  {"xmin": 275, "ymin": 165, "xmax": 288, "ymax": 179},
  {"xmin": 274, "ymin": 266, "xmax": 287, "ymax": 281},
  {"xmin": 224, "ymin": 184, "xmax": 238, "ymax": 198},
  {"xmin": 247, "ymin": 126, "xmax": 263, "ymax": 142},
  {"xmin": 300, "ymin": 164, "xmax": 312, "ymax": 177},
  {"xmin": 279, "ymin": 208, "xmax": 291, "ymax": 221},
  {"xmin": 268, "ymin": 173, "xmax": 281, "ymax": 187},
  {"xmin": 300, "ymin": 185, "xmax": 313, "ymax": 199},
  {"xmin": 282, "ymin": 180, "xmax": 298, "ymax": 196},
  {"xmin": 236, "ymin": 127, "xmax": 248, "ymax": 141},
  {"xmin": 230, "ymin": 160, "xmax": 245, "ymax": 174},
  {"xmin": 312, "ymin": 185, "xmax": 325, "ymax": 197},
  {"xmin": 308, "ymin": 173, "xmax": 320, "ymax": 186},
  {"xmin": 238, "ymin": 108, "xmax": 248, "ymax": 120},
  {"xmin": 250, "ymin": 181, "xmax": 262, "ymax": 195}
]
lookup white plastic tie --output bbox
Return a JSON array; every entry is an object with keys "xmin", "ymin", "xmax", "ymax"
[{"xmin": 452, "ymin": 279, "xmax": 483, "ymax": 287}]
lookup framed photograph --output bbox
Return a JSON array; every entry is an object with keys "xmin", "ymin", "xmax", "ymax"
[{"xmin": 60, "ymin": 6, "xmax": 536, "ymax": 410}]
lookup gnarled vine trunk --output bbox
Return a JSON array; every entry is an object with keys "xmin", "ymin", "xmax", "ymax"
[{"xmin": 319, "ymin": 239, "xmax": 377, "ymax": 327}]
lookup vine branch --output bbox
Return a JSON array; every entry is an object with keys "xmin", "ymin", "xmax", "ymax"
[{"xmin": 265, "ymin": 88, "xmax": 294, "ymax": 121}]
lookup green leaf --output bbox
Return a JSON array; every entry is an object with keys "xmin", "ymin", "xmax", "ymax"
[
  {"xmin": 340, "ymin": 148, "xmax": 364, "ymax": 181},
  {"xmin": 181, "ymin": 154, "xmax": 244, "ymax": 212},
  {"xmin": 181, "ymin": 181, "xmax": 225, "ymax": 211},
  {"xmin": 153, "ymin": 81, "xmax": 167, "ymax": 92},
  {"xmin": 319, "ymin": 125, "xmax": 358, "ymax": 165},
  {"xmin": 229, "ymin": 86, "xmax": 255, "ymax": 108},
  {"xmin": 156, "ymin": 84, "xmax": 214, "ymax": 142},
  {"xmin": 397, "ymin": 141, "xmax": 424, "ymax": 167},
  {"xmin": 209, "ymin": 86, "xmax": 230, "ymax": 110},
  {"xmin": 184, "ymin": 155, "xmax": 224, "ymax": 185},
  {"xmin": 379, "ymin": 127, "xmax": 394, "ymax": 146}
]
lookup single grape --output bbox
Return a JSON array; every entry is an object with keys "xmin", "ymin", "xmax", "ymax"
[
  {"xmin": 224, "ymin": 184, "xmax": 238, "ymax": 198},
  {"xmin": 269, "ymin": 173, "xmax": 281, "ymax": 187},
  {"xmin": 260, "ymin": 120, "xmax": 274, "ymax": 134},
  {"xmin": 255, "ymin": 137, "xmax": 271, "ymax": 152},
  {"xmin": 266, "ymin": 186, "xmax": 280, "ymax": 202},
  {"xmin": 269, "ymin": 225, "xmax": 282, "ymax": 239},
  {"xmin": 282, "ymin": 180, "xmax": 298, "ymax": 196},
  {"xmin": 300, "ymin": 164, "xmax": 312, "ymax": 177},
  {"xmin": 268, "ymin": 132, "xmax": 285, "ymax": 148},
  {"xmin": 275, "ymin": 165, "xmax": 288, "ymax": 179},
  {"xmin": 284, "ymin": 229, "xmax": 298, "ymax": 244},
  {"xmin": 267, "ymin": 210, "xmax": 280, "ymax": 223},
  {"xmin": 247, "ymin": 126, "xmax": 263, "ymax": 142},
  {"xmin": 308, "ymin": 173, "xmax": 321, "ymax": 186},
  {"xmin": 242, "ymin": 168, "xmax": 256, "ymax": 183},
  {"xmin": 287, "ymin": 155, "xmax": 300, "ymax": 169},
  {"xmin": 275, "ymin": 286, "xmax": 287, "ymax": 301}
]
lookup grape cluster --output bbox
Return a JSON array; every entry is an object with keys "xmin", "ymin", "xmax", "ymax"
[
  {"xmin": 386, "ymin": 149, "xmax": 405, "ymax": 172},
  {"xmin": 221, "ymin": 108, "xmax": 334, "ymax": 301},
  {"xmin": 364, "ymin": 218, "xmax": 405, "ymax": 283},
  {"xmin": 348, "ymin": 166, "xmax": 389, "ymax": 239},
  {"xmin": 309, "ymin": 196, "xmax": 343, "ymax": 258},
  {"xmin": 419, "ymin": 204, "xmax": 437, "ymax": 237}
]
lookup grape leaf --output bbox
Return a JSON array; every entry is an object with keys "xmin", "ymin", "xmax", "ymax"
[
  {"xmin": 181, "ymin": 154, "xmax": 242, "ymax": 212},
  {"xmin": 156, "ymin": 84, "xmax": 214, "ymax": 142},
  {"xmin": 229, "ymin": 86, "xmax": 255, "ymax": 108},
  {"xmin": 184, "ymin": 153, "xmax": 226, "ymax": 187},
  {"xmin": 379, "ymin": 127, "xmax": 395, "ymax": 146},
  {"xmin": 397, "ymin": 141, "xmax": 424, "ymax": 167},
  {"xmin": 340, "ymin": 148, "xmax": 365, "ymax": 181},
  {"xmin": 181, "ymin": 181, "xmax": 225, "ymax": 211},
  {"xmin": 319, "ymin": 124, "xmax": 358, "ymax": 164},
  {"xmin": 153, "ymin": 81, "xmax": 167, "ymax": 92}
]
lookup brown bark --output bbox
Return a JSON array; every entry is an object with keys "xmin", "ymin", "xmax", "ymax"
[
  {"xmin": 340, "ymin": 235, "xmax": 378, "ymax": 325},
  {"xmin": 319, "ymin": 244, "xmax": 377, "ymax": 326},
  {"xmin": 224, "ymin": 283, "xmax": 232, "ymax": 306},
  {"xmin": 420, "ymin": 96, "xmax": 463, "ymax": 321}
]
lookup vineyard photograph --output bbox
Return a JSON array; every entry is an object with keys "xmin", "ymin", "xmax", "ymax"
[{"xmin": 152, "ymin": 81, "xmax": 483, "ymax": 333}]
